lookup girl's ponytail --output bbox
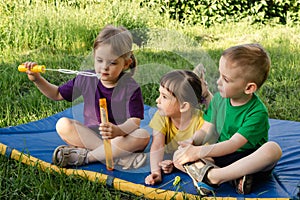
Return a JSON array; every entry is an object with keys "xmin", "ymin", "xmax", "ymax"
[
  {"xmin": 128, "ymin": 53, "xmax": 137, "ymax": 76},
  {"xmin": 193, "ymin": 64, "xmax": 213, "ymax": 108}
]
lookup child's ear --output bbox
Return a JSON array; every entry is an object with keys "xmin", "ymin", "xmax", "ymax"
[
  {"xmin": 244, "ymin": 82, "xmax": 257, "ymax": 94},
  {"xmin": 124, "ymin": 58, "xmax": 132, "ymax": 70},
  {"xmin": 180, "ymin": 102, "xmax": 191, "ymax": 113}
]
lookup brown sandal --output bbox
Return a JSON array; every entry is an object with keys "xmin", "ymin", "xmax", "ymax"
[
  {"xmin": 184, "ymin": 159, "xmax": 219, "ymax": 196},
  {"xmin": 52, "ymin": 145, "xmax": 89, "ymax": 167},
  {"xmin": 234, "ymin": 175, "xmax": 253, "ymax": 194}
]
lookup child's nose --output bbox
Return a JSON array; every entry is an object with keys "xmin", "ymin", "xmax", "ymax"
[
  {"xmin": 156, "ymin": 96, "xmax": 160, "ymax": 104},
  {"xmin": 216, "ymin": 77, "xmax": 221, "ymax": 86},
  {"xmin": 102, "ymin": 62, "xmax": 110, "ymax": 70}
]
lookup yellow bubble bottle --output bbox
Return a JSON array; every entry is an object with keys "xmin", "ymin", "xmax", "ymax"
[
  {"xmin": 18, "ymin": 64, "xmax": 46, "ymax": 73},
  {"xmin": 99, "ymin": 98, "xmax": 114, "ymax": 171}
]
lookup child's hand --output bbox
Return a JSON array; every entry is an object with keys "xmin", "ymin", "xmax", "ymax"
[
  {"xmin": 173, "ymin": 144, "xmax": 201, "ymax": 166},
  {"xmin": 178, "ymin": 138, "xmax": 193, "ymax": 148},
  {"xmin": 99, "ymin": 122, "xmax": 122, "ymax": 139},
  {"xmin": 159, "ymin": 160, "xmax": 174, "ymax": 174},
  {"xmin": 145, "ymin": 172, "xmax": 162, "ymax": 185},
  {"xmin": 23, "ymin": 61, "xmax": 42, "ymax": 82}
]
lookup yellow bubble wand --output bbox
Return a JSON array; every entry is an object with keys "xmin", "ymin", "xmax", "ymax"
[
  {"xmin": 99, "ymin": 98, "xmax": 114, "ymax": 171},
  {"xmin": 18, "ymin": 64, "xmax": 100, "ymax": 78}
]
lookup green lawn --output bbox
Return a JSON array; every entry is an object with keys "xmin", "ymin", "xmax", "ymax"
[{"xmin": 0, "ymin": 0, "xmax": 299, "ymax": 199}]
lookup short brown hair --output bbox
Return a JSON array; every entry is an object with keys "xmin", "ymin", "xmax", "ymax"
[{"xmin": 222, "ymin": 43, "xmax": 271, "ymax": 88}]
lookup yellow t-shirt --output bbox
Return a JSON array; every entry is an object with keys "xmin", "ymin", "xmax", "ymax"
[{"xmin": 149, "ymin": 109, "xmax": 204, "ymax": 154}]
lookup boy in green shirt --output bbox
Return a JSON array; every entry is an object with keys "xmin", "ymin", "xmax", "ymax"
[{"xmin": 173, "ymin": 43, "xmax": 282, "ymax": 195}]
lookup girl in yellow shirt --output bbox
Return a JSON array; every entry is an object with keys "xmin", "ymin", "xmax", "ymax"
[{"xmin": 145, "ymin": 65, "xmax": 212, "ymax": 185}]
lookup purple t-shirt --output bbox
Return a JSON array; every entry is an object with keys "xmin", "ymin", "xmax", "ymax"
[{"xmin": 58, "ymin": 71, "xmax": 144, "ymax": 127}]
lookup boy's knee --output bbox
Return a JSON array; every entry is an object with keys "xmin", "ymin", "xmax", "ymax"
[
  {"xmin": 268, "ymin": 141, "xmax": 282, "ymax": 158},
  {"xmin": 261, "ymin": 141, "xmax": 282, "ymax": 161}
]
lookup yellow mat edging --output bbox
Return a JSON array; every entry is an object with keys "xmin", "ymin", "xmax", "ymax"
[{"xmin": 0, "ymin": 143, "xmax": 290, "ymax": 200}]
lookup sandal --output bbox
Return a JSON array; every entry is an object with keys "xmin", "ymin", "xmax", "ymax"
[
  {"xmin": 183, "ymin": 159, "xmax": 219, "ymax": 196},
  {"xmin": 233, "ymin": 175, "xmax": 253, "ymax": 194},
  {"xmin": 117, "ymin": 152, "xmax": 147, "ymax": 170},
  {"xmin": 52, "ymin": 145, "xmax": 89, "ymax": 167}
]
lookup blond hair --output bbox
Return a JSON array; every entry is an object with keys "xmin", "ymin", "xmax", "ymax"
[
  {"xmin": 93, "ymin": 24, "xmax": 136, "ymax": 75},
  {"xmin": 222, "ymin": 43, "xmax": 271, "ymax": 88}
]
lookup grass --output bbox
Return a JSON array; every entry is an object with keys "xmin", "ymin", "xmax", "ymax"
[
  {"xmin": 0, "ymin": 155, "xmax": 145, "ymax": 200},
  {"xmin": 0, "ymin": 0, "xmax": 299, "ymax": 199}
]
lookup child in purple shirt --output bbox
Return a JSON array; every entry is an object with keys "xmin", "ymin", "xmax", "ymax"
[{"xmin": 22, "ymin": 25, "xmax": 150, "ymax": 169}]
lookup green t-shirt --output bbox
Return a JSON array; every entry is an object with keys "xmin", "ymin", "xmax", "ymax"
[
  {"xmin": 150, "ymin": 109, "xmax": 204, "ymax": 154},
  {"xmin": 204, "ymin": 92, "xmax": 269, "ymax": 151}
]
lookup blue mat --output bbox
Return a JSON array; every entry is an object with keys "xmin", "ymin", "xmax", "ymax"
[{"xmin": 0, "ymin": 103, "xmax": 299, "ymax": 199}]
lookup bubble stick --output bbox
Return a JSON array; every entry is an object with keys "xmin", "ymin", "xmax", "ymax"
[
  {"xmin": 18, "ymin": 64, "xmax": 100, "ymax": 78},
  {"xmin": 99, "ymin": 98, "xmax": 114, "ymax": 171},
  {"xmin": 18, "ymin": 64, "xmax": 46, "ymax": 73}
]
